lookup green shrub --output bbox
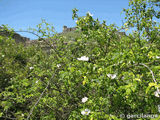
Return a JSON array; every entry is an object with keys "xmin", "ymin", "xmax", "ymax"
[{"xmin": 0, "ymin": 0, "xmax": 160, "ymax": 119}]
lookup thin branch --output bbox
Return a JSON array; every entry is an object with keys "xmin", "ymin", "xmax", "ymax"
[
  {"xmin": 1, "ymin": 116, "xmax": 16, "ymax": 120},
  {"xmin": 139, "ymin": 63, "xmax": 160, "ymax": 92},
  {"xmin": 26, "ymin": 74, "xmax": 54, "ymax": 120},
  {"xmin": 15, "ymin": 30, "xmax": 42, "ymax": 39}
]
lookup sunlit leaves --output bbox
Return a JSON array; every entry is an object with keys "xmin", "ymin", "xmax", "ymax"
[
  {"xmin": 0, "ymin": 4, "xmax": 160, "ymax": 119},
  {"xmin": 123, "ymin": 0, "xmax": 159, "ymax": 43}
]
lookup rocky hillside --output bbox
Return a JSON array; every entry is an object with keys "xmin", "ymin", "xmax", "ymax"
[
  {"xmin": 0, "ymin": 25, "xmax": 126, "ymax": 46},
  {"xmin": 0, "ymin": 26, "xmax": 30, "ymax": 44}
]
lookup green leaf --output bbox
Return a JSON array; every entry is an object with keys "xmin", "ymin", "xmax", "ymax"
[
  {"xmin": 149, "ymin": 82, "xmax": 157, "ymax": 87},
  {"xmin": 0, "ymin": 112, "xmax": 3, "ymax": 117},
  {"xmin": 146, "ymin": 83, "xmax": 157, "ymax": 94}
]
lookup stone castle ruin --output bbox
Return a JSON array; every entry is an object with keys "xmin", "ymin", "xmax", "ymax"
[
  {"xmin": 63, "ymin": 26, "xmax": 76, "ymax": 32},
  {"xmin": 62, "ymin": 25, "xmax": 126, "ymax": 36}
]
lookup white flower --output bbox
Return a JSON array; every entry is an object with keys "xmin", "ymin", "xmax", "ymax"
[
  {"xmin": 81, "ymin": 109, "xmax": 91, "ymax": 115},
  {"xmin": 156, "ymin": 56, "xmax": 160, "ymax": 59},
  {"xmin": 29, "ymin": 67, "xmax": 34, "ymax": 70},
  {"xmin": 2, "ymin": 55, "xmax": 5, "ymax": 57},
  {"xmin": 77, "ymin": 56, "xmax": 89, "ymax": 61},
  {"xmin": 82, "ymin": 97, "xmax": 88, "ymax": 103},
  {"xmin": 36, "ymin": 80, "xmax": 38, "ymax": 83},
  {"xmin": 154, "ymin": 90, "xmax": 160, "ymax": 97},
  {"xmin": 57, "ymin": 64, "xmax": 61, "ymax": 68},
  {"xmin": 107, "ymin": 74, "xmax": 117, "ymax": 79},
  {"xmin": 87, "ymin": 11, "xmax": 93, "ymax": 16}
]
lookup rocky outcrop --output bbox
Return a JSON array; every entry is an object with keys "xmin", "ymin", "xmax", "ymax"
[{"xmin": 0, "ymin": 26, "xmax": 30, "ymax": 43}]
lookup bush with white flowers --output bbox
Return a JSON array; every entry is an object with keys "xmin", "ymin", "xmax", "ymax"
[
  {"xmin": 81, "ymin": 109, "xmax": 91, "ymax": 115},
  {"xmin": 77, "ymin": 56, "xmax": 89, "ymax": 61},
  {"xmin": 82, "ymin": 97, "xmax": 88, "ymax": 103},
  {"xmin": 0, "ymin": 1, "xmax": 160, "ymax": 119}
]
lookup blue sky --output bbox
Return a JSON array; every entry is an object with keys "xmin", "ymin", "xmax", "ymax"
[{"xmin": 0, "ymin": 0, "xmax": 129, "ymax": 39}]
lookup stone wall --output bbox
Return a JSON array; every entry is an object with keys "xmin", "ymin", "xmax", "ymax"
[{"xmin": 63, "ymin": 26, "xmax": 76, "ymax": 32}]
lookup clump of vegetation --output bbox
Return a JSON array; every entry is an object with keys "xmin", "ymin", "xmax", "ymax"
[{"xmin": 0, "ymin": 0, "xmax": 160, "ymax": 119}]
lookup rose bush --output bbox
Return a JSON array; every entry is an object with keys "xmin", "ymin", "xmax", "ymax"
[{"xmin": 0, "ymin": 0, "xmax": 160, "ymax": 119}]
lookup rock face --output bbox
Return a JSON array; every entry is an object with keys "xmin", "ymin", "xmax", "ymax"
[{"xmin": 0, "ymin": 26, "xmax": 30, "ymax": 43}]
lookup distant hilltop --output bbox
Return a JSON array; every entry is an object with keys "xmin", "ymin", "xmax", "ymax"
[{"xmin": 0, "ymin": 25, "xmax": 126, "ymax": 45}]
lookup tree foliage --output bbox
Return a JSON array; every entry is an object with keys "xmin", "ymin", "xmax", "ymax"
[{"xmin": 0, "ymin": 0, "xmax": 160, "ymax": 120}]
